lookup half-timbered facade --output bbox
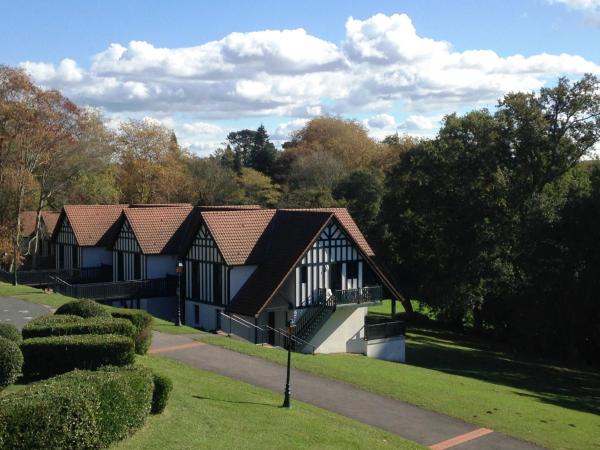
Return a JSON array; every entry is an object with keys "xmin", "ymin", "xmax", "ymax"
[
  {"xmin": 294, "ymin": 221, "xmax": 365, "ymax": 308},
  {"xmin": 112, "ymin": 219, "xmax": 146, "ymax": 281},
  {"xmin": 181, "ymin": 208, "xmax": 403, "ymax": 355},
  {"xmin": 54, "ymin": 216, "xmax": 79, "ymax": 270}
]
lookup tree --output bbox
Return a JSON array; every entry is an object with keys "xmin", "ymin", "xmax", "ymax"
[
  {"xmin": 226, "ymin": 125, "xmax": 278, "ymax": 175},
  {"xmin": 237, "ymin": 168, "xmax": 281, "ymax": 207},
  {"xmin": 333, "ymin": 169, "xmax": 384, "ymax": 239},
  {"xmin": 381, "ymin": 75, "xmax": 600, "ymax": 332},
  {"xmin": 284, "ymin": 117, "xmax": 383, "ymax": 170},
  {"xmin": 187, "ymin": 156, "xmax": 244, "ymax": 205},
  {"xmin": 116, "ymin": 120, "xmax": 191, "ymax": 204}
]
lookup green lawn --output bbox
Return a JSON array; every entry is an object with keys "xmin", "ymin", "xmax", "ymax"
[
  {"xmin": 115, "ymin": 355, "xmax": 422, "ymax": 450},
  {"xmin": 198, "ymin": 330, "xmax": 600, "ymax": 450},
  {"xmin": 0, "ymin": 282, "xmax": 70, "ymax": 309},
  {"xmin": 0, "ymin": 281, "xmax": 201, "ymax": 335}
]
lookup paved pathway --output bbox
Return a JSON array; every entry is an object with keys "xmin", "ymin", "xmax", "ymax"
[
  {"xmin": 150, "ymin": 332, "xmax": 544, "ymax": 450},
  {"xmin": 0, "ymin": 296, "xmax": 51, "ymax": 329}
]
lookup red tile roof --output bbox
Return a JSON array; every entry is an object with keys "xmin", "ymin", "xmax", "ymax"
[
  {"xmin": 124, "ymin": 205, "xmax": 194, "ymax": 255},
  {"xmin": 54, "ymin": 205, "xmax": 127, "ymax": 246},
  {"xmin": 200, "ymin": 209, "xmax": 276, "ymax": 265},
  {"xmin": 20, "ymin": 211, "xmax": 60, "ymax": 237},
  {"xmin": 227, "ymin": 210, "xmax": 333, "ymax": 316},
  {"xmin": 197, "ymin": 205, "xmax": 261, "ymax": 211}
]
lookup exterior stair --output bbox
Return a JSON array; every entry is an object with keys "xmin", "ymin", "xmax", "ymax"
[{"xmin": 293, "ymin": 292, "xmax": 336, "ymax": 347}]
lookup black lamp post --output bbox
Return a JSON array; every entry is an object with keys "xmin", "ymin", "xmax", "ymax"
[
  {"xmin": 175, "ymin": 261, "xmax": 183, "ymax": 326},
  {"xmin": 282, "ymin": 319, "xmax": 296, "ymax": 409}
]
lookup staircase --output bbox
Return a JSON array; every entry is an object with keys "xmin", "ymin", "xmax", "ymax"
[{"xmin": 294, "ymin": 290, "xmax": 336, "ymax": 346}]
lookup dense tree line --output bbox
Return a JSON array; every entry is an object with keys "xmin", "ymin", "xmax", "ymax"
[{"xmin": 1, "ymin": 64, "xmax": 599, "ymax": 365}]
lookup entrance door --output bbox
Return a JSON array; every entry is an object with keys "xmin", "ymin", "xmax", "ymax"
[
  {"xmin": 268, "ymin": 311, "xmax": 275, "ymax": 345},
  {"xmin": 329, "ymin": 263, "xmax": 342, "ymax": 291}
]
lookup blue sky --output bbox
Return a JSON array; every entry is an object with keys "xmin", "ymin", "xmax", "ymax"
[{"xmin": 3, "ymin": 0, "xmax": 600, "ymax": 153}]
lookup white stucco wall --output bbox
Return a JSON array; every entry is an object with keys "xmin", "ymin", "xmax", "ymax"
[
  {"xmin": 366, "ymin": 336, "xmax": 405, "ymax": 362},
  {"xmin": 307, "ymin": 305, "xmax": 367, "ymax": 354},
  {"xmin": 146, "ymin": 254, "xmax": 178, "ymax": 279},
  {"xmin": 81, "ymin": 247, "xmax": 111, "ymax": 268},
  {"xmin": 229, "ymin": 265, "xmax": 257, "ymax": 300}
]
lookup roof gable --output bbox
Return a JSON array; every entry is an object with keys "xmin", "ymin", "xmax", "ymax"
[
  {"xmin": 53, "ymin": 205, "xmax": 126, "ymax": 246},
  {"xmin": 123, "ymin": 205, "xmax": 194, "ymax": 255},
  {"xmin": 19, "ymin": 211, "xmax": 60, "ymax": 238}
]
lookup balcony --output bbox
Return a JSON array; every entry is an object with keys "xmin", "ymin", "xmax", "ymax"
[
  {"xmin": 317, "ymin": 286, "xmax": 383, "ymax": 307},
  {"xmin": 53, "ymin": 276, "xmax": 178, "ymax": 302}
]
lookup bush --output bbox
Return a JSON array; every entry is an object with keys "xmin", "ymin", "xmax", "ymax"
[
  {"xmin": 55, "ymin": 299, "xmax": 110, "ymax": 319},
  {"xmin": 0, "ymin": 337, "xmax": 23, "ymax": 388},
  {"xmin": 0, "ymin": 366, "xmax": 153, "ymax": 449},
  {"xmin": 151, "ymin": 372, "xmax": 173, "ymax": 414},
  {"xmin": 21, "ymin": 334, "xmax": 135, "ymax": 380},
  {"xmin": 22, "ymin": 315, "xmax": 136, "ymax": 341},
  {"xmin": 0, "ymin": 323, "xmax": 21, "ymax": 343},
  {"xmin": 110, "ymin": 308, "xmax": 153, "ymax": 355}
]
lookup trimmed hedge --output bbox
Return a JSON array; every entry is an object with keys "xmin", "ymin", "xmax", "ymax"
[
  {"xmin": 22, "ymin": 315, "xmax": 136, "ymax": 340},
  {"xmin": 151, "ymin": 372, "xmax": 173, "ymax": 414},
  {"xmin": 110, "ymin": 308, "xmax": 153, "ymax": 355},
  {"xmin": 0, "ymin": 366, "xmax": 154, "ymax": 450},
  {"xmin": 0, "ymin": 323, "xmax": 21, "ymax": 343},
  {"xmin": 21, "ymin": 334, "xmax": 135, "ymax": 380},
  {"xmin": 0, "ymin": 337, "xmax": 23, "ymax": 388},
  {"xmin": 55, "ymin": 299, "xmax": 110, "ymax": 319}
]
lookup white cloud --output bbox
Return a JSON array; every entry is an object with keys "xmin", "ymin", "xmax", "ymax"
[
  {"xmin": 548, "ymin": 0, "xmax": 600, "ymax": 10},
  {"xmin": 19, "ymin": 13, "xmax": 600, "ymax": 151}
]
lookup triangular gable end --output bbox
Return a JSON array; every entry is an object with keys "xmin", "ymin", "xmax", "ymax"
[
  {"xmin": 54, "ymin": 213, "xmax": 79, "ymax": 246},
  {"xmin": 113, "ymin": 218, "xmax": 142, "ymax": 254},
  {"xmin": 185, "ymin": 222, "xmax": 224, "ymax": 264}
]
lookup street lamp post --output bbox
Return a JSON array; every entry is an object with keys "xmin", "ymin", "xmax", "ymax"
[
  {"xmin": 175, "ymin": 261, "xmax": 183, "ymax": 327},
  {"xmin": 282, "ymin": 319, "xmax": 296, "ymax": 409}
]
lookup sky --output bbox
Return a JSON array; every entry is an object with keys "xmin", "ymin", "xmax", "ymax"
[{"xmin": 2, "ymin": 0, "xmax": 600, "ymax": 154}]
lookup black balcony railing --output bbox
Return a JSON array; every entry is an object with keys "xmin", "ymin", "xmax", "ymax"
[
  {"xmin": 53, "ymin": 276, "xmax": 177, "ymax": 302},
  {"xmin": 334, "ymin": 286, "xmax": 383, "ymax": 305},
  {"xmin": 364, "ymin": 320, "xmax": 406, "ymax": 340}
]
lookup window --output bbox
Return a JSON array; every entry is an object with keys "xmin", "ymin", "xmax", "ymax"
[
  {"xmin": 134, "ymin": 253, "xmax": 141, "ymax": 279},
  {"xmin": 72, "ymin": 246, "xmax": 78, "ymax": 269},
  {"xmin": 194, "ymin": 304, "xmax": 200, "ymax": 324},
  {"xmin": 213, "ymin": 264, "xmax": 222, "ymax": 304},
  {"xmin": 58, "ymin": 244, "xmax": 65, "ymax": 269},
  {"xmin": 300, "ymin": 265, "xmax": 308, "ymax": 283},
  {"xmin": 117, "ymin": 252, "xmax": 124, "ymax": 281},
  {"xmin": 191, "ymin": 261, "xmax": 200, "ymax": 299},
  {"xmin": 347, "ymin": 261, "xmax": 358, "ymax": 279}
]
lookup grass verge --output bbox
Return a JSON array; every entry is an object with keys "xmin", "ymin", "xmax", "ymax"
[
  {"xmin": 0, "ymin": 282, "xmax": 70, "ymax": 309},
  {"xmin": 115, "ymin": 355, "xmax": 423, "ymax": 450},
  {"xmin": 0, "ymin": 282, "xmax": 203, "ymax": 335},
  {"xmin": 198, "ymin": 331, "xmax": 600, "ymax": 450}
]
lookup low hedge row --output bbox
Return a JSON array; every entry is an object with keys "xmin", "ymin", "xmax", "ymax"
[
  {"xmin": 151, "ymin": 372, "xmax": 173, "ymax": 414},
  {"xmin": 21, "ymin": 334, "xmax": 135, "ymax": 380},
  {"xmin": 109, "ymin": 308, "xmax": 153, "ymax": 355},
  {"xmin": 0, "ymin": 366, "xmax": 154, "ymax": 450},
  {"xmin": 0, "ymin": 337, "xmax": 23, "ymax": 388},
  {"xmin": 52, "ymin": 300, "xmax": 154, "ymax": 355},
  {"xmin": 0, "ymin": 323, "xmax": 21, "ymax": 343},
  {"xmin": 22, "ymin": 314, "xmax": 136, "ymax": 341},
  {"xmin": 55, "ymin": 299, "xmax": 110, "ymax": 318}
]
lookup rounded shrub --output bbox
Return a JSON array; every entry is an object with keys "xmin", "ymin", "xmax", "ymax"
[
  {"xmin": 55, "ymin": 299, "xmax": 111, "ymax": 319},
  {"xmin": 151, "ymin": 372, "xmax": 173, "ymax": 414},
  {"xmin": 22, "ymin": 315, "xmax": 136, "ymax": 341},
  {"xmin": 0, "ymin": 367, "xmax": 154, "ymax": 450},
  {"xmin": 0, "ymin": 337, "xmax": 23, "ymax": 388},
  {"xmin": 110, "ymin": 308, "xmax": 154, "ymax": 355},
  {"xmin": 21, "ymin": 334, "xmax": 135, "ymax": 380},
  {"xmin": 0, "ymin": 323, "xmax": 21, "ymax": 343}
]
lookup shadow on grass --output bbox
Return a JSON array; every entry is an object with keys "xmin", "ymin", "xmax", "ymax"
[
  {"xmin": 406, "ymin": 328, "xmax": 600, "ymax": 416},
  {"xmin": 192, "ymin": 395, "xmax": 278, "ymax": 408}
]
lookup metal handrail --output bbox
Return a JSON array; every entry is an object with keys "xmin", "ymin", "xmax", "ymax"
[{"xmin": 265, "ymin": 324, "xmax": 316, "ymax": 355}]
